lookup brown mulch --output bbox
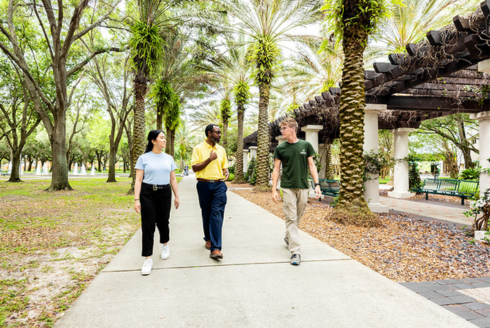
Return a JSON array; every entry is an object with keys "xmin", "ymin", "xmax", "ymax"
[{"xmin": 227, "ymin": 182, "xmax": 490, "ymax": 282}]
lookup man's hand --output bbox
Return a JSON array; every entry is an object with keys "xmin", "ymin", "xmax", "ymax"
[
  {"xmin": 315, "ymin": 185, "xmax": 321, "ymax": 199},
  {"xmin": 272, "ymin": 189, "xmax": 279, "ymax": 203},
  {"xmin": 209, "ymin": 150, "xmax": 218, "ymax": 161},
  {"xmin": 224, "ymin": 170, "xmax": 230, "ymax": 180}
]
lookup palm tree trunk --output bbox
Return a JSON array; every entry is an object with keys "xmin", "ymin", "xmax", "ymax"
[
  {"xmin": 165, "ymin": 127, "xmax": 171, "ymax": 154},
  {"xmin": 170, "ymin": 129, "xmax": 176, "ymax": 157},
  {"xmin": 156, "ymin": 109, "xmax": 163, "ymax": 131},
  {"xmin": 326, "ymin": 143, "xmax": 333, "ymax": 179},
  {"xmin": 129, "ymin": 70, "xmax": 147, "ymax": 194},
  {"xmin": 234, "ymin": 106, "xmax": 246, "ymax": 183},
  {"xmin": 256, "ymin": 83, "xmax": 271, "ymax": 187},
  {"xmin": 332, "ymin": 25, "xmax": 380, "ymax": 226},
  {"xmin": 222, "ymin": 120, "xmax": 228, "ymax": 151}
]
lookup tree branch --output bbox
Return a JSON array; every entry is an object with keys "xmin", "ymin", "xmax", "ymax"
[{"xmin": 66, "ymin": 47, "xmax": 124, "ymax": 78}]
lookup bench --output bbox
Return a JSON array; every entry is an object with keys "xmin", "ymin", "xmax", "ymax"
[
  {"xmin": 310, "ymin": 179, "xmax": 340, "ymax": 200},
  {"xmin": 0, "ymin": 170, "xmax": 8, "ymax": 176},
  {"xmin": 412, "ymin": 178, "xmax": 479, "ymax": 205}
]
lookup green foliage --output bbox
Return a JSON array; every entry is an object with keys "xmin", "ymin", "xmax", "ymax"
[
  {"xmin": 228, "ymin": 164, "xmax": 235, "ymax": 175},
  {"xmin": 363, "ymin": 151, "xmax": 389, "ymax": 178},
  {"xmin": 249, "ymin": 36, "xmax": 280, "ymax": 85},
  {"xmin": 129, "ymin": 21, "xmax": 165, "ymax": 75},
  {"xmin": 245, "ymin": 156, "xmax": 257, "ymax": 185},
  {"xmin": 152, "ymin": 80, "xmax": 181, "ymax": 131},
  {"xmin": 313, "ymin": 151, "xmax": 322, "ymax": 174},
  {"xmin": 460, "ymin": 167, "xmax": 480, "ymax": 180},
  {"xmin": 233, "ymin": 81, "xmax": 250, "ymax": 107},
  {"xmin": 220, "ymin": 99, "xmax": 232, "ymax": 122},
  {"xmin": 323, "ymin": 0, "xmax": 396, "ymax": 41},
  {"xmin": 408, "ymin": 155, "xmax": 422, "ymax": 189}
]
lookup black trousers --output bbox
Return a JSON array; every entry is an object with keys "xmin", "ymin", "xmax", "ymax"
[{"xmin": 140, "ymin": 183, "xmax": 172, "ymax": 257}]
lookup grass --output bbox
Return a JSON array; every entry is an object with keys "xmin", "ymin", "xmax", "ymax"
[{"xmin": 0, "ymin": 177, "xmax": 182, "ymax": 327}]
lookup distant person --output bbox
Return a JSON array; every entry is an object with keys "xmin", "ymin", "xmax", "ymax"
[
  {"xmin": 191, "ymin": 124, "xmax": 229, "ymax": 260},
  {"xmin": 134, "ymin": 130, "xmax": 180, "ymax": 276},
  {"xmin": 272, "ymin": 118, "xmax": 321, "ymax": 266},
  {"xmin": 184, "ymin": 164, "xmax": 189, "ymax": 176}
]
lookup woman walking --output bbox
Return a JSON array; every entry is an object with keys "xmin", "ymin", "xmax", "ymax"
[{"xmin": 134, "ymin": 130, "xmax": 180, "ymax": 275}]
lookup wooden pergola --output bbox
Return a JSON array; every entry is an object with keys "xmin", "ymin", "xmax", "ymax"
[{"xmin": 243, "ymin": 1, "xmax": 490, "ymax": 151}]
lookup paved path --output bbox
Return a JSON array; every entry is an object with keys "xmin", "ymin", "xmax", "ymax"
[
  {"xmin": 379, "ymin": 196, "xmax": 473, "ymax": 226},
  {"xmin": 54, "ymin": 175, "xmax": 474, "ymax": 327}
]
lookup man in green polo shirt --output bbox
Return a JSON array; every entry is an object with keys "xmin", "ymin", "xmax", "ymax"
[{"xmin": 272, "ymin": 118, "xmax": 321, "ymax": 265}]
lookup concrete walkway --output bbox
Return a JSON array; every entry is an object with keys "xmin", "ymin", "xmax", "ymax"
[
  {"xmin": 54, "ymin": 176, "xmax": 475, "ymax": 327},
  {"xmin": 380, "ymin": 196, "xmax": 473, "ymax": 226}
]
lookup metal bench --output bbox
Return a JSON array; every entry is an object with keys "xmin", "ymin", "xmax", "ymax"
[
  {"xmin": 0, "ymin": 170, "xmax": 8, "ymax": 176},
  {"xmin": 412, "ymin": 178, "xmax": 479, "ymax": 205},
  {"xmin": 310, "ymin": 179, "xmax": 340, "ymax": 200}
]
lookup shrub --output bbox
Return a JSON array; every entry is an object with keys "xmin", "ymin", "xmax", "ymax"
[
  {"xmin": 408, "ymin": 155, "xmax": 421, "ymax": 189},
  {"xmin": 244, "ymin": 157, "xmax": 257, "ymax": 185},
  {"xmin": 228, "ymin": 164, "xmax": 235, "ymax": 175},
  {"xmin": 460, "ymin": 167, "xmax": 480, "ymax": 180}
]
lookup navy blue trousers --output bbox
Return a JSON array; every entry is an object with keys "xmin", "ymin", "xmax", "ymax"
[{"xmin": 196, "ymin": 181, "xmax": 227, "ymax": 251}]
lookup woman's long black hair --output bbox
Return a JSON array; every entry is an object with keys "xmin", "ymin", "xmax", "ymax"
[{"xmin": 144, "ymin": 130, "xmax": 163, "ymax": 153}]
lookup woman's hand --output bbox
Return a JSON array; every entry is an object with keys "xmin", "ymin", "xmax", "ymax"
[
  {"xmin": 174, "ymin": 196, "xmax": 180, "ymax": 209},
  {"xmin": 134, "ymin": 200, "xmax": 141, "ymax": 214}
]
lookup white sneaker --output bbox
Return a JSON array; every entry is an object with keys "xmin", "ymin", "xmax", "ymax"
[
  {"xmin": 160, "ymin": 244, "xmax": 170, "ymax": 260},
  {"xmin": 141, "ymin": 258, "xmax": 153, "ymax": 275}
]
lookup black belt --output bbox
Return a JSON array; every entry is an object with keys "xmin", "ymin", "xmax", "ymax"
[
  {"xmin": 197, "ymin": 178, "xmax": 224, "ymax": 183},
  {"xmin": 142, "ymin": 183, "xmax": 170, "ymax": 191}
]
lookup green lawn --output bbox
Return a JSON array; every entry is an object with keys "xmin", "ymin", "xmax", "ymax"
[{"xmin": 0, "ymin": 177, "xmax": 181, "ymax": 327}]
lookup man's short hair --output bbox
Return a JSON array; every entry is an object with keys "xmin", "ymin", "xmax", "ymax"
[
  {"xmin": 280, "ymin": 118, "xmax": 298, "ymax": 130},
  {"xmin": 205, "ymin": 124, "xmax": 219, "ymax": 137}
]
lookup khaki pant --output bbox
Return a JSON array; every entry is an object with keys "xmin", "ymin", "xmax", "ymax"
[{"xmin": 282, "ymin": 188, "xmax": 308, "ymax": 254}]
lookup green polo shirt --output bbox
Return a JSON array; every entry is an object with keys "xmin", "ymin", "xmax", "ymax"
[{"xmin": 273, "ymin": 140, "xmax": 315, "ymax": 189}]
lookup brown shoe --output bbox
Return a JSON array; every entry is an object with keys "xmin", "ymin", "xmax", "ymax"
[
  {"xmin": 210, "ymin": 249, "xmax": 223, "ymax": 260},
  {"xmin": 205, "ymin": 240, "xmax": 211, "ymax": 250}
]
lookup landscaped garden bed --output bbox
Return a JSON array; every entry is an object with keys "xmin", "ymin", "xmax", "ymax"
[{"xmin": 228, "ymin": 182, "xmax": 490, "ymax": 282}]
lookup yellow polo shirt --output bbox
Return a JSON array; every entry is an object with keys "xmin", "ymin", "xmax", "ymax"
[{"xmin": 191, "ymin": 140, "xmax": 228, "ymax": 180}]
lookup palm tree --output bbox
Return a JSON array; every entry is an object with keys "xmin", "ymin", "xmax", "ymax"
[
  {"xmin": 324, "ymin": 0, "xmax": 392, "ymax": 226},
  {"xmin": 368, "ymin": 0, "xmax": 479, "ymax": 60},
  {"xmin": 128, "ymin": 0, "xmax": 167, "ymax": 193},
  {"xmin": 284, "ymin": 37, "xmax": 343, "ymax": 100},
  {"xmin": 224, "ymin": 0, "xmax": 323, "ymax": 187}
]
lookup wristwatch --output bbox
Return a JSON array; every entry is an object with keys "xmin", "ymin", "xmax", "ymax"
[{"xmin": 315, "ymin": 183, "xmax": 320, "ymax": 187}]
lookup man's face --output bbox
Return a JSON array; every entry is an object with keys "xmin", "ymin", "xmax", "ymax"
[
  {"xmin": 209, "ymin": 126, "xmax": 222, "ymax": 143},
  {"xmin": 280, "ymin": 124, "xmax": 295, "ymax": 138}
]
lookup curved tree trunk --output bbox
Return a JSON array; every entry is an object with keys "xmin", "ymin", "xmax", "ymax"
[
  {"xmin": 129, "ymin": 72, "xmax": 147, "ymax": 194},
  {"xmin": 234, "ymin": 106, "xmax": 246, "ymax": 183},
  {"xmin": 256, "ymin": 83, "xmax": 271, "ymax": 187},
  {"xmin": 107, "ymin": 143, "xmax": 117, "ymax": 183}
]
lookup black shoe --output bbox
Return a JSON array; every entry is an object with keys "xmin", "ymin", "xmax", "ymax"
[{"xmin": 290, "ymin": 254, "xmax": 301, "ymax": 266}]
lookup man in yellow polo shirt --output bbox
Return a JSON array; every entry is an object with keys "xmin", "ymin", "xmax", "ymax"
[{"xmin": 191, "ymin": 124, "xmax": 229, "ymax": 260}]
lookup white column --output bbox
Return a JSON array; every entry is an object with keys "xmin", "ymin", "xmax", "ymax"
[
  {"xmin": 364, "ymin": 104, "xmax": 389, "ymax": 213},
  {"xmin": 81, "ymin": 164, "xmax": 87, "ymax": 175},
  {"xmin": 478, "ymin": 59, "xmax": 490, "ymax": 73},
  {"xmin": 43, "ymin": 162, "xmax": 48, "ymax": 175},
  {"xmin": 36, "ymin": 162, "xmax": 41, "ymax": 175},
  {"xmin": 20, "ymin": 162, "xmax": 23, "ymax": 176},
  {"xmin": 471, "ymin": 112, "xmax": 490, "ymax": 197},
  {"xmin": 8, "ymin": 161, "xmax": 11, "ymax": 174},
  {"xmin": 389, "ymin": 128, "xmax": 415, "ymax": 198},
  {"xmin": 73, "ymin": 163, "xmax": 78, "ymax": 175},
  {"xmin": 301, "ymin": 125, "xmax": 322, "ymax": 152},
  {"xmin": 318, "ymin": 143, "xmax": 326, "ymax": 179},
  {"xmin": 275, "ymin": 135, "xmax": 286, "ymax": 145},
  {"xmin": 91, "ymin": 165, "xmax": 96, "ymax": 175},
  {"xmin": 249, "ymin": 146, "xmax": 258, "ymax": 160},
  {"xmin": 242, "ymin": 149, "xmax": 249, "ymax": 173}
]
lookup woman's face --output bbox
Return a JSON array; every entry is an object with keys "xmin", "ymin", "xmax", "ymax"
[{"xmin": 152, "ymin": 132, "xmax": 166, "ymax": 150}]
